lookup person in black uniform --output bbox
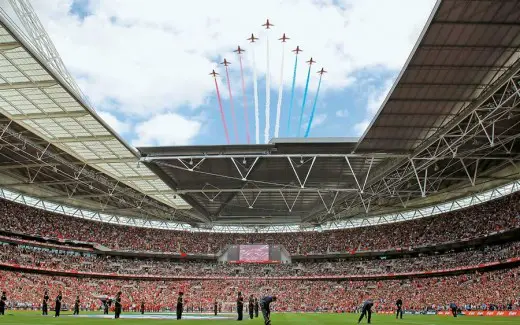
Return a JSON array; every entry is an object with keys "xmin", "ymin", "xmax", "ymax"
[
  {"xmin": 73, "ymin": 295, "xmax": 80, "ymax": 315},
  {"xmin": 0, "ymin": 291, "xmax": 6, "ymax": 315},
  {"xmin": 396, "ymin": 298, "xmax": 403, "ymax": 319},
  {"xmin": 214, "ymin": 299, "xmax": 218, "ymax": 316},
  {"xmin": 114, "ymin": 291, "xmax": 122, "ymax": 319},
  {"xmin": 140, "ymin": 301, "xmax": 145, "ymax": 314},
  {"xmin": 54, "ymin": 291, "xmax": 62, "ymax": 318},
  {"xmin": 357, "ymin": 299, "xmax": 373, "ymax": 324},
  {"xmin": 248, "ymin": 295, "xmax": 254, "ymax": 319},
  {"xmin": 449, "ymin": 302, "xmax": 457, "ymax": 317},
  {"xmin": 260, "ymin": 295, "xmax": 276, "ymax": 325},
  {"xmin": 236, "ymin": 291, "xmax": 244, "ymax": 321},
  {"xmin": 102, "ymin": 298, "xmax": 110, "ymax": 315},
  {"xmin": 42, "ymin": 291, "xmax": 49, "ymax": 315},
  {"xmin": 254, "ymin": 298, "xmax": 259, "ymax": 318},
  {"xmin": 176, "ymin": 292, "xmax": 184, "ymax": 320}
]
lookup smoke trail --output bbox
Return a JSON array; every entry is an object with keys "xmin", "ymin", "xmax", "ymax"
[
  {"xmin": 214, "ymin": 77, "xmax": 230, "ymax": 144},
  {"xmin": 297, "ymin": 64, "xmax": 312, "ymax": 137},
  {"xmin": 287, "ymin": 55, "xmax": 298, "ymax": 136},
  {"xmin": 274, "ymin": 42, "xmax": 285, "ymax": 138},
  {"xmin": 224, "ymin": 64, "xmax": 239, "ymax": 143},
  {"xmin": 252, "ymin": 44, "xmax": 260, "ymax": 144},
  {"xmin": 238, "ymin": 54, "xmax": 250, "ymax": 144},
  {"xmin": 264, "ymin": 33, "xmax": 271, "ymax": 144},
  {"xmin": 304, "ymin": 74, "xmax": 323, "ymax": 137}
]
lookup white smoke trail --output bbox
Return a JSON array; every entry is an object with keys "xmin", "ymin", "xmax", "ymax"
[
  {"xmin": 264, "ymin": 33, "xmax": 271, "ymax": 144},
  {"xmin": 252, "ymin": 43, "xmax": 260, "ymax": 144},
  {"xmin": 274, "ymin": 42, "xmax": 285, "ymax": 138}
]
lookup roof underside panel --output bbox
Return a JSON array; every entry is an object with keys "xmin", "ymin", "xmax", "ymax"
[
  {"xmin": 357, "ymin": 0, "xmax": 520, "ymax": 152},
  {"xmin": 140, "ymin": 141, "xmax": 386, "ymax": 222},
  {"xmin": 0, "ymin": 18, "xmax": 191, "ymax": 211},
  {"xmin": 138, "ymin": 0, "xmax": 520, "ymax": 226}
]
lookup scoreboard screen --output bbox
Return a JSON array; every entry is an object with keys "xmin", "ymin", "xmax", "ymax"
[{"xmin": 239, "ymin": 244, "xmax": 269, "ymax": 262}]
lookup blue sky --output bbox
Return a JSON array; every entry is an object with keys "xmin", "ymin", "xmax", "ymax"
[{"xmin": 14, "ymin": 0, "xmax": 437, "ymax": 147}]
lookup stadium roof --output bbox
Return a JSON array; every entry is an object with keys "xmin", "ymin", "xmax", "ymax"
[
  {"xmin": 356, "ymin": 0, "xmax": 520, "ymax": 153},
  {"xmin": 0, "ymin": 0, "xmax": 519, "ymax": 229},
  {"xmin": 140, "ymin": 0, "xmax": 520, "ymax": 226},
  {"xmin": 0, "ymin": 6, "xmax": 204, "ymax": 225}
]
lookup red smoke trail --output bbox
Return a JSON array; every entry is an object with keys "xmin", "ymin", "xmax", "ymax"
[
  {"xmin": 214, "ymin": 78, "xmax": 230, "ymax": 144},
  {"xmin": 224, "ymin": 65, "xmax": 239, "ymax": 143},
  {"xmin": 239, "ymin": 55, "xmax": 251, "ymax": 144}
]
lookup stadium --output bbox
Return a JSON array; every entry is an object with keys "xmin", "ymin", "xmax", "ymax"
[{"xmin": 0, "ymin": 0, "xmax": 519, "ymax": 324}]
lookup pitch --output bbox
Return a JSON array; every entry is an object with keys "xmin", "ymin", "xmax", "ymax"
[{"xmin": 1, "ymin": 312, "xmax": 518, "ymax": 324}]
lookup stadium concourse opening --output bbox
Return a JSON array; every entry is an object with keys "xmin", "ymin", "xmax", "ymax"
[{"xmin": 0, "ymin": 0, "xmax": 520, "ymax": 324}]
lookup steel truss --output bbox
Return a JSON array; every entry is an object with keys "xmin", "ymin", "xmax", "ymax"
[
  {"xmin": 145, "ymin": 154, "xmax": 391, "ymax": 215},
  {"xmin": 0, "ymin": 187, "xmax": 192, "ymax": 230},
  {"xmin": 1, "ymin": 179, "xmax": 518, "ymax": 233},
  {"xmin": 6, "ymin": 0, "xmax": 88, "ymax": 103},
  {"xmin": 2, "ymin": 0, "xmax": 519, "ymax": 230},
  {"xmin": 142, "ymin": 62, "xmax": 520, "ymax": 223},
  {"xmin": 321, "ymin": 61, "xmax": 520, "ymax": 223},
  {"xmin": 146, "ymin": 150, "xmax": 520, "ymax": 219},
  {"xmin": 0, "ymin": 122, "xmax": 206, "ymax": 224}
]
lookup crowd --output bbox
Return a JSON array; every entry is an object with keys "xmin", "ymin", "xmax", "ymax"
[
  {"xmin": 0, "ymin": 189, "xmax": 519, "ymax": 314},
  {"xmin": 0, "ymin": 240, "xmax": 518, "ymax": 277},
  {"xmin": 0, "ymin": 191, "xmax": 519, "ymax": 255},
  {"xmin": 0, "ymin": 267, "xmax": 518, "ymax": 312}
]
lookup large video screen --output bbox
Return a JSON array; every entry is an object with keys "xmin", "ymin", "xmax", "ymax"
[{"xmin": 239, "ymin": 245, "xmax": 269, "ymax": 262}]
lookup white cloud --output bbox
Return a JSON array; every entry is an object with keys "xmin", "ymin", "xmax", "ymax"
[
  {"xmin": 336, "ymin": 109, "xmax": 348, "ymax": 118},
  {"xmin": 97, "ymin": 111, "xmax": 131, "ymax": 135},
  {"xmin": 354, "ymin": 120, "xmax": 370, "ymax": 136},
  {"xmin": 311, "ymin": 113, "xmax": 327, "ymax": 129},
  {"xmin": 133, "ymin": 113, "xmax": 202, "ymax": 146},
  {"xmin": 0, "ymin": 0, "xmax": 436, "ymax": 144},
  {"xmin": 367, "ymin": 79, "xmax": 394, "ymax": 115},
  {"xmin": 354, "ymin": 77, "xmax": 395, "ymax": 136},
  {"xmin": 15, "ymin": 0, "xmax": 435, "ymax": 117}
]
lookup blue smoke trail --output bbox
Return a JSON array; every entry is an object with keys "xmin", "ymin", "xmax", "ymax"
[
  {"xmin": 297, "ymin": 65, "xmax": 312, "ymax": 137},
  {"xmin": 304, "ymin": 75, "xmax": 323, "ymax": 138},
  {"xmin": 286, "ymin": 55, "xmax": 298, "ymax": 136}
]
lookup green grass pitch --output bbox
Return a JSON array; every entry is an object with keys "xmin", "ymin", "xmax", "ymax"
[{"xmin": 0, "ymin": 311, "xmax": 517, "ymax": 324}]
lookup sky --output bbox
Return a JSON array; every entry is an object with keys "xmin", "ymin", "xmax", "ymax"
[{"xmin": 4, "ymin": 0, "xmax": 437, "ymax": 147}]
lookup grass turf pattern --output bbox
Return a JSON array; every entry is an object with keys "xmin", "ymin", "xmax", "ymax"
[{"xmin": 0, "ymin": 312, "xmax": 518, "ymax": 324}]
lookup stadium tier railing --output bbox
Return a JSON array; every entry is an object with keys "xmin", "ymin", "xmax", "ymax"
[
  {"xmin": 1, "ymin": 257, "xmax": 519, "ymax": 281},
  {"xmin": 1, "ymin": 226, "xmax": 518, "ymax": 260},
  {"xmin": 1, "ymin": 180, "xmax": 519, "ymax": 234}
]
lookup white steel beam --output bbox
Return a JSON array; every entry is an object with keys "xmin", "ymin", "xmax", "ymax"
[
  {"xmin": 177, "ymin": 188, "xmax": 358, "ymax": 194},
  {"xmin": 287, "ymin": 156, "xmax": 316, "ymax": 188},
  {"xmin": 201, "ymin": 183, "xmax": 222, "ymax": 202},
  {"xmin": 0, "ymin": 80, "xmax": 57, "ymax": 90},
  {"xmin": 279, "ymin": 189, "xmax": 301, "ymax": 212},
  {"xmin": 317, "ymin": 190, "xmax": 339, "ymax": 214},
  {"xmin": 141, "ymin": 153, "xmax": 404, "ymax": 161},
  {"xmin": 240, "ymin": 189, "xmax": 262, "ymax": 209},
  {"xmin": 231, "ymin": 157, "xmax": 259, "ymax": 181}
]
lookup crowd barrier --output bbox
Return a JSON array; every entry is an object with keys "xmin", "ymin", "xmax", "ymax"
[
  {"xmin": 1, "ymin": 257, "xmax": 519, "ymax": 281},
  {"xmin": 377, "ymin": 311, "xmax": 519, "ymax": 317},
  {"xmin": 438, "ymin": 311, "xmax": 519, "ymax": 316}
]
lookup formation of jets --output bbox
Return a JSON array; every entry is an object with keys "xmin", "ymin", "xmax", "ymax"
[
  {"xmin": 234, "ymin": 46, "xmax": 245, "ymax": 55},
  {"xmin": 210, "ymin": 19, "xmax": 326, "ymax": 77},
  {"xmin": 220, "ymin": 58, "xmax": 231, "ymax": 67},
  {"xmin": 279, "ymin": 33, "xmax": 290, "ymax": 42},
  {"xmin": 247, "ymin": 33, "xmax": 259, "ymax": 43},
  {"xmin": 262, "ymin": 19, "xmax": 274, "ymax": 29}
]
